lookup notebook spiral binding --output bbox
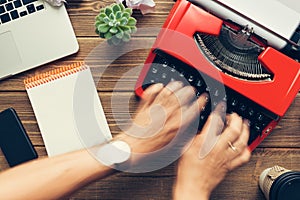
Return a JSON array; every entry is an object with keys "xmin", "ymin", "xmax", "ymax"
[{"xmin": 24, "ymin": 62, "xmax": 87, "ymax": 89}]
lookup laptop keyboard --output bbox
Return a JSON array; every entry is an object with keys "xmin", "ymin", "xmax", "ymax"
[{"xmin": 0, "ymin": 0, "xmax": 44, "ymax": 25}]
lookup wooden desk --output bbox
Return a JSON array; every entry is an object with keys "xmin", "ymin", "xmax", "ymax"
[{"xmin": 0, "ymin": 0, "xmax": 299, "ymax": 199}]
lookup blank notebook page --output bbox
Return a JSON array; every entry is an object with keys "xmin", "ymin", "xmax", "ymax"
[{"xmin": 24, "ymin": 62, "xmax": 112, "ymax": 156}]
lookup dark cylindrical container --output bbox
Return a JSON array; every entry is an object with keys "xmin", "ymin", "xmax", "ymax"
[{"xmin": 259, "ymin": 165, "xmax": 300, "ymax": 200}]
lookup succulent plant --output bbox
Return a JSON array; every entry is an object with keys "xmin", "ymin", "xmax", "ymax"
[{"xmin": 95, "ymin": 3, "xmax": 137, "ymax": 45}]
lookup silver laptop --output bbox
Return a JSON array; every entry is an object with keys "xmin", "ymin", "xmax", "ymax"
[{"xmin": 0, "ymin": 0, "xmax": 79, "ymax": 80}]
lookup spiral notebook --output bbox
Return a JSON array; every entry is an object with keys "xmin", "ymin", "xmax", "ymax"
[{"xmin": 24, "ymin": 62, "xmax": 112, "ymax": 156}]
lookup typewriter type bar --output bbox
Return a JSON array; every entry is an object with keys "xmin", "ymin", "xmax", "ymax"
[
  {"xmin": 135, "ymin": 0, "xmax": 300, "ymax": 150},
  {"xmin": 189, "ymin": 0, "xmax": 300, "ymax": 50},
  {"xmin": 190, "ymin": 0, "xmax": 300, "ymax": 61}
]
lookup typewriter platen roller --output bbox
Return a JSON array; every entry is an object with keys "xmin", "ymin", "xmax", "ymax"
[{"xmin": 135, "ymin": 0, "xmax": 300, "ymax": 150}]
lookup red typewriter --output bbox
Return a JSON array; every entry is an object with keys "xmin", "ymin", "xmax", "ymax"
[{"xmin": 135, "ymin": 0, "xmax": 300, "ymax": 150}]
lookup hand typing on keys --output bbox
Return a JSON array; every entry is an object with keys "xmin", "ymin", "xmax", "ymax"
[{"xmin": 174, "ymin": 103, "xmax": 251, "ymax": 200}]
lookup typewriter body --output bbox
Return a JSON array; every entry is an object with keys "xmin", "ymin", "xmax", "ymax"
[{"xmin": 135, "ymin": 0, "xmax": 300, "ymax": 150}]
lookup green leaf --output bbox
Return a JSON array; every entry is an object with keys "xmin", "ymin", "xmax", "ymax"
[
  {"xmin": 98, "ymin": 13, "xmax": 107, "ymax": 21},
  {"xmin": 119, "ymin": 3, "xmax": 125, "ymax": 11},
  {"xmin": 109, "ymin": 13, "xmax": 115, "ymax": 20},
  {"xmin": 99, "ymin": 32, "xmax": 105, "ymax": 39},
  {"xmin": 116, "ymin": 28, "xmax": 124, "ymax": 39},
  {"xmin": 115, "ymin": 11, "xmax": 122, "ymax": 19},
  {"xmin": 110, "ymin": 26, "xmax": 118, "ymax": 34},
  {"xmin": 104, "ymin": 32, "xmax": 113, "ymax": 39},
  {"xmin": 130, "ymin": 26, "xmax": 137, "ymax": 34},
  {"xmin": 105, "ymin": 7, "xmax": 113, "ymax": 16},
  {"xmin": 111, "ymin": 36, "xmax": 122, "ymax": 45},
  {"xmin": 112, "ymin": 4, "xmax": 121, "ymax": 13},
  {"xmin": 103, "ymin": 16, "xmax": 110, "ymax": 24},
  {"xmin": 127, "ymin": 17, "xmax": 136, "ymax": 26},
  {"xmin": 95, "ymin": 21, "xmax": 101, "ymax": 27},
  {"xmin": 120, "ymin": 17, "xmax": 128, "ymax": 26},
  {"xmin": 122, "ymin": 26, "xmax": 131, "ymax": 32},
  {"xmin": 98, "ymin": 24, "xmax": 110, "ymax": 33},
  {"xmin": 122, "ymin": 32, "xmax": 131, "ymax": 42},
  {"xmin": 124, "ymin": 8, "xmax": 133, "ymax": 15},
  {"xmin": 121, "ymin": 12, "xmax": 130, "ymax": 19}
]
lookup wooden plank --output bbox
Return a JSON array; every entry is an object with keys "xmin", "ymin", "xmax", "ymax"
[
  {"xmin": 1, "ymin": 147, "xmax": 297, "ymax": 200},
  {"xmin": 0, "ymin": 1, "xmax": 299, "ymax": 199},
  {"xmin": 0, "ymin": 92, "xmax": 299, "ymax": 148},
  {"xmin": 66, "ymin": 0, "xmax": 174, "ymax": 16},
  {"xmin": 70, "ymin": 148, "xmax": 300, "ymax": 200},
  {"xmin": 69, "ymin": 15, "xmax": 165, "ymax": 37},
  {"xmin": 0, "ymin": 37, "xmax": 154, "ymax": 91},
  {"xmin": 0, "ymin": 147, "xmax": 299, "ymax": 199},
  {"xmin": 66, "ymin": 0, "xmax": 173, "ymax": 37}
]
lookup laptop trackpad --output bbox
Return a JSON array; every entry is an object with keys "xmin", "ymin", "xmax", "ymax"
[{"xmin": 0, "ymin": 31, "xmax": 22, "ymax": 76}]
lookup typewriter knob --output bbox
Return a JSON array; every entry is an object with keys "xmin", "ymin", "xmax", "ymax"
[
  {"xmin": 257, "ymin": 113, "xmax": 264, "ymax": 121},
  {"xmin": 161, "ymin": 73, "xmax": 167, "ymax": 79},
  {"xmin": 239, "ymin": 103, "xmax": 247, "ymax": 112},
  {"xmin": 254, "ymin": 124, "xmax": 262, "ymax": 133},
  {"xmin": 188, "ymin": 75, "xmax": 194, "ymax": 82},
  {"xmin": 162, "ymin": 61, "xmax": 168, "ymax": 68},
  {"xmin": 170, "ymin": 65, "xmax": 176, "ymax": 72},
  {"xmin": 231, "ymin": 99, "xmax": 238, "ymax": 106},
  {"xmin": 214, "ymin": 89, "xmax": 219, "ymax": 97},
  {"xmin": 206, "ymin": 86, "xmax": 211, "ymax": 92},
  {"xmin": 248, "ymin": 108, "xmax": 255, "ymax": 116},
  {"xmin": 196, "ymin": 80, "xmax": 203, "ymax": 87},
  {"xmin": 151, "ymin": 67, "xmax": 158, "ymax": 74}
]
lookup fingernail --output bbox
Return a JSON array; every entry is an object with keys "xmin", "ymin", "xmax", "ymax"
[
  {"xmin": 226, "ymin": 119, "xmax": 230, "ymax": 125},
  {"xmin": 155, "ymin": 83, "xmax": 164, "ymax": 88},
  {"xmin": 177, "ymin": 81, "xmax": 184, "ymax": 87},
  {"xmin": 244, "ymin": 119, "xmax": 251, "ymax": 127},
  {"xmin": 200, "ymin": 93, "xmax": 209, "ymax": 102}
]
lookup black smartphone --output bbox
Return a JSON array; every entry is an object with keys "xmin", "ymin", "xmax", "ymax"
[{"xmin": 0, "ymin": 108, "xmax": 38, "ymax": 167}]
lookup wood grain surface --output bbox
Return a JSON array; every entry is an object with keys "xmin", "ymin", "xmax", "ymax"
[{"xmin": 0, "ymin": 0, "xmax": 299, "ymax": 199}]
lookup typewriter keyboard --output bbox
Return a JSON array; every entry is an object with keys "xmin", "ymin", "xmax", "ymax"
[{"xmin": 142, "ymin": 49, "xmax": 279, "ymax": 145}]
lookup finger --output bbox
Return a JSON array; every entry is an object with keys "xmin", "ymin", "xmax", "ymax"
[
  {"xmin": 232, "ymin": 120, "xmax": 250, "ymax": 153},
  {"xmin": 219, "ymin": 113, "xmax": 243, "ymax": 148},
  {"xmin": 174, "ymin": 86, "xmax": 197, "ymax": 106},
  {"xmin": 141, "ymin": 83, "xmax": 164, "ymax": 105},
  {"xmin": 228, "ymin": 148, "xmax": 251, "ymax": 171},
  {"xmin": 177, "ymin": 93, "xmax": 209, "ymax": 143},
  {"xmin": 183, "ymin": 93, "xmax": 209, "ymax": 124},
  {"xmin": 154, "ymin": 81, "xmax": 184, "ymax": 103},
  {"xmin": 225, "ymin": 119, "xmax": 250, "ymax": 161},
  {"xmin": 211, "ymin": 101, "xmax": 227, "ymax": 122},
  {"xmin": 200, "ymin": 101, "xmax": 227, "ymax": 137},
  {"xmin": 197, "ymin": 102, "xmax": 226, "ymax": 159}
]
